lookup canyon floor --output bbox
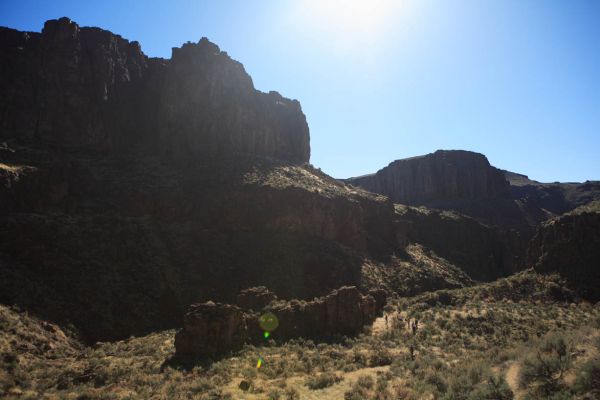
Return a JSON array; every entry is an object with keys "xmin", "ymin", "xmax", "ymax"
[{"xmin": 2, "ymin": 271, "xmax": 599, "ymax": 400}]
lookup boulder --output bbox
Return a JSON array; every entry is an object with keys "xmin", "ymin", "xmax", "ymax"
[
  {"xmin": 367, "ymin": 288, "xmax": 387, "ymax": 314},
  {"xmin": 174, "ymin": 301, "xmax": 247, "ymax": 358}
]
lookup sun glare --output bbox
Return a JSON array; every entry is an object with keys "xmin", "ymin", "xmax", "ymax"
[{"xmin": 291, "ymin": 0, "xmax": 409, "ymax": 53}]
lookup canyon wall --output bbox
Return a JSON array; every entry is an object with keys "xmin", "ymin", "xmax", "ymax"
[{"xmin": 0, "ymin": 17, "xmax": 309, "ymax": 163}]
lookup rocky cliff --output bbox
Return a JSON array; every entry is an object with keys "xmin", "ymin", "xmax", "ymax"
[
  {"xmin": 0, "ymin": 18, "xmax": 548, "ymax": 344},
  {"xmin": 0, "ymin": 18, "xmax": 396, "ymax": 343},
  {"xmin": 346, "ymin": 150, "xmax": 542, "ymax": 233},
  {"xmin": 395, "ymin": 205, "xmax": 525, "ymax": 281},
  {"xmin": 503, "ymin": 170, "xmax": 600, "ymax": 218},
  {"xmin": 347, "ymin": 150, "xmax": 511, "ymax": 205},
  {"xmin": 527, "ymin": 202, "xmax": 600, "ymax": 301},
  {"xmin": 0, "ymin": 17, "xmax": 309, "ymax": 163}
]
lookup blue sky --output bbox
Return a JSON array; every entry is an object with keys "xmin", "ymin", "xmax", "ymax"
[{"xmin": 1, "ymin": 0, "xmax": 598, "ymax": 182}]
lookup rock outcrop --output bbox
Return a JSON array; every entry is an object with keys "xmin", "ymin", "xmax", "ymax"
[
  {"xmin": 174, "ymin": 302, "xmax": 247, "ymax": 358},
  {"xmin": 0, "ymin": 18, "xmax": 309, "ymax": 163},
  {"xmin": 527, "ymin": 204, "xmax": 600, "ymax": 301},
  {"xmin": 347, "ymin": 150, "xmax": 511, "ymax": 205},
  {"xmin": 236, "ymin": 286, "xmax": 277, "ymax": 311},
  {"xmin": 345, "ymin": 150, "xmax": 536, "ymax": 233},
  {"xmin": 395, "ymin": 205, "xmax": 526, "ymax": 281},
  {"xmin": 259, "ymin": 286, "xmax": 378, "ymax": 341},
  {"xmin": 175, "ymin": 286, "xmax": 382, "ymax": 357},
  {"xmin": 503, "ymin": 170, "xmax": 600, "ymax": 218}
]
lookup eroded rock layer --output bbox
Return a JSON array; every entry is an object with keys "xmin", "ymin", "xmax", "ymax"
[
  {"xmin": 0, "ymin": 18, "xmax": 309, "ymax": 163},
  {"xmin": 527, "ymin": 203, "xmax": 600, "ymax": 301},
  {"xmin": 175, "ymin": 286, "xmax": 382, "ymax": 357}
]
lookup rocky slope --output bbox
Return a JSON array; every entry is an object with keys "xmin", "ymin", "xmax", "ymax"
[
  {"xmin": 0, "ymin": 145, "xmax": 398, "ymax": 342},
  {"xmin": 394, "ymin": 205, "xmax": 525, "ymax": 280},
  {"xmin": 0, "ymin": 18, "xmax": 398, "ymax": 343},
  {"xmin": 503, "ymin": 170, "xmax": 600, "ymax": 217},
  {"xmin": 3, "ymin": 18, "xmax": 588, "ymax": 347},
  {"xmin": 527, "ymin": 201, "xmax": 600, "ymax": 301},
  {"xmin": 0, "ymin": 17, "xmax": 309, "ymax": 163},
  {"xmin": 174, "ymin": 286, "xmax": 382, "ymax": 358}
]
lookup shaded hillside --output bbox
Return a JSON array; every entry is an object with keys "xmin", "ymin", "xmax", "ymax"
[
  {"xmin": 394, "ymin": 205, "xmax": 526, "ymax": 281},
  {"xmin": 0, "ymin": 144, "xmax": 400, "ymax": 342},
  {"xmin": 0, "ymin": 18, "xmax": 404, "ymax": 343},
  {"xmin": 503, "ymin": 170, "xmax": 600, "ymax": 217},
  {"xmin": 527, "ymin": 202, "xmax": 600, "ymax": 301}
]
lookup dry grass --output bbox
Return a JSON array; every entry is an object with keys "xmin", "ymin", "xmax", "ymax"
[{"xmin": 1, "ymin": 271, "xmax": 599, "ymax": 399}]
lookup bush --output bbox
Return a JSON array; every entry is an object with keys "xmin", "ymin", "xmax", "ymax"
[
  {"xmin": 519, "ymin": 334, "xmax": 573, "ymax": 396},
  {"xmin": 284, "ymin": 387, "xmax": 300, "ymax": 400},
  {"xmin": 356, "ymin": 374, "xmax": 374, "ymax": 389},
  {"xmin": 369, "ymin": 347, "xmax": 393, "ymax": 367},
  {"xmin": 574, "ymin": 359, "xmax": 600, "ymax": 396},
  {"xmin": 305, "ymin": 372, "xmax": 342, "ymax": 390},
  {"xmin": 344, "ymin": 386, "xmax": 369, "ymax": 400}
]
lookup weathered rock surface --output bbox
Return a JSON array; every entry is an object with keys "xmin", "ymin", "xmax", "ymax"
[
  {"xmin": 0, "ymin": 18, "xmax": 309, "ymax": 163},
  {"xmin": 174, "ymin": 302, "xmax": 247, "ymax": 357},
  {"xmin": 395, "ymin": 205, "xmax": 526, "ymax": 281},
  {"xmin": 503, "ymin": 170, "xmax": 600, "ymax": 217},
  {"xmin": 0, "ymin": 143, "xmax": 396, "ymax": 342},
  {"xmin": 345, "ymin": 150, "xmax": 535, "ymax": 233},
  {"xmin": 527, "ymin": 203, "xmax": 600, "ymax": 301},
  {"xmin": 260, "ymin": 286, "xmax": 379, "ymax": 341},
  {"xmin": 347, "ymin": 150, "xmax": 510, "ymax": 204},
  {"xmin": 175, "ymin": 286, "xmax": 381, "ymax": 357},
  {"xmin": 236, "ymin": 286, "xmax": 277, "ymax": 311}
]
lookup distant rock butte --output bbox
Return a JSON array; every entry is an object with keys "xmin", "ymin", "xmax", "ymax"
[
  {"xmin": 346, "ymin": 150, "xmax": 511, "ymax": 205},
  {"xmin": 0, "ymin": 17, "xmax": 309, "ymax": 163}
]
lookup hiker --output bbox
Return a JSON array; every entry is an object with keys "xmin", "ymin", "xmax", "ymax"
[
  {"xmin": 411, "ymin": 320, "xmax": 417, "ymax": 336},
  {"xmin": 409, "ymin": 344, "xmax": 415, "ymax": 360}
]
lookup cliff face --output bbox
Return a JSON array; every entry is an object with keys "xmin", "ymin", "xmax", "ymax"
[
  {"xmin": 0, "ymin": 17, "xmax": 309, "ymax": 163},
  {"xmin": 346, "ymin": 150, "xmax": 538, "ymax": 233},
  {"xmin": 347, "ymin": 150, "xmax": 511, "ymax": 205},
  {"xmin": 395, "ymin": 205, "xmax": 525, "ymax": 281},
  {"xmin": 527, "ymin": 204, "xmax": 600, "ymax": 301},
  {"xmin": 0, "ymin": 143, "xmax": 397, "ymax": 342}
]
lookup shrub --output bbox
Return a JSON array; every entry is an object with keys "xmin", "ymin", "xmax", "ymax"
[
  {"xmin": 284, "ymin": 387, "xmax": 300, "ymax": 400},
  {"xmin": 574, "ymin": 359, "xmax": 600, "ymax": 396},
  {"xmin": 369, "ymin": 346, "xmax": 393, "ymax": 367},
  {"xmin": 356, "ymin": 374, "xmax": 375, "ymax": 389},
  {"xmin": 305, "ymin": 372, "xmax": 342, "ymax": 390},
  {"xmin": 519, "ymin": 334, "xmax": 573, "ymax": 396}
]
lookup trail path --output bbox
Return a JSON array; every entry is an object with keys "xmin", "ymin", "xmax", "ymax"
[{"xmin": 506, "ymin": 362, "xmax": 524, "ymax": 400}]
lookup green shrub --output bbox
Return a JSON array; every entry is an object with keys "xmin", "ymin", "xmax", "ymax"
[
  {"xmin": 574, "ymin": 359, "xmax": 600, "ymax": 396},
  {"xmin": 519, "ymin": 334, "xmax": 573, "ymax": 396}
]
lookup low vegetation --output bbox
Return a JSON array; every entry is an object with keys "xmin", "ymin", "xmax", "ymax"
[{"xmin": 1, "ymin": 270, "xmax": 599, "ymax": 399}]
